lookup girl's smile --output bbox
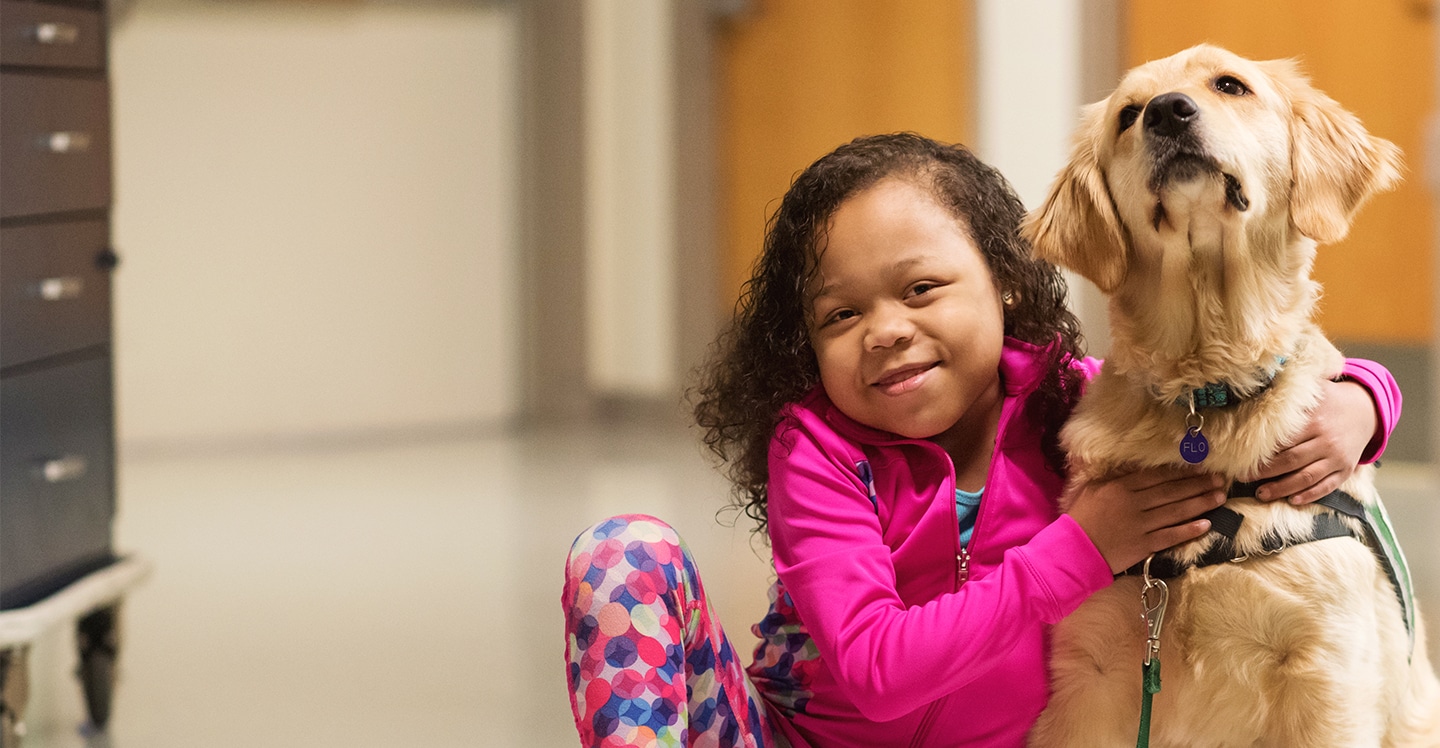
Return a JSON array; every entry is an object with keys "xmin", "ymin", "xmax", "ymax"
[
  {"xmin": 872, "ymin": 361, "xmax": 940, "ymax": 396},
  {"xmin": 807, "ymin": 177, "xmax": 1006, "ymax": 453}
]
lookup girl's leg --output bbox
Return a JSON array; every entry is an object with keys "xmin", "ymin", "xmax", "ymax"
[{"xmin": 562, "ymin": 514, "xmax": 778, "ymax": 748}]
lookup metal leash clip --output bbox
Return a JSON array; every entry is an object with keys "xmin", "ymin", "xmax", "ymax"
[{"xmin": 1141, "ymin": 554, "xmax": 1169, "ymax": 666}]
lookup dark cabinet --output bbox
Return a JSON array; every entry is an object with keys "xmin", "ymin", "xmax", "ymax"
[{"xmin": 0, "ymin": 0, "xmax": 115, "ymax": 610}]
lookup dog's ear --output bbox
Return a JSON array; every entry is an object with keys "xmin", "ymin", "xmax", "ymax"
[
  {"xmin": 1269, "ymin": 59, "xmax": 1403, "ymax": 243},
  {"xmin": 1022, "ymin": 101, "xmax": 1128, "ymax": 293}
]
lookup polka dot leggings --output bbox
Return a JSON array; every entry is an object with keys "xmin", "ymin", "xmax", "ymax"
[{"xmin": 562, "ymin": 514, "xmax": 782, "ymax": 748}]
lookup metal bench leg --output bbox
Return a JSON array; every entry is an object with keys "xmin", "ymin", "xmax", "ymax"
[
  {"xmin": 76, "ymin": 606, "xmax": 118, "ymax": 732},
  {"xmin": 0, "ymin": 647, "xmax": 30, "ymax": 748}
]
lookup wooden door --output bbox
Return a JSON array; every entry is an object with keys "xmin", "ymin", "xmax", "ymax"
[
  {"xmin": 1126, "ymin": 1, "xmax": 1434, "ymax": 346},
  {"xmin": 715, "ymin": 0, "xmax": 976, "ymax": 308}
]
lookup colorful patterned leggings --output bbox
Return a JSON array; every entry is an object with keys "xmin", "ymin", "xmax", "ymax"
[{"xmin": 562, "ymin": 514, "xmax": 783, "ymax": 748}]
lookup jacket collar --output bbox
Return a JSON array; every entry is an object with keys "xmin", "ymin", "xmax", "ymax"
[{"xmin": 809, "ymin": 336, "xmax": 1056, "ymax": 448}]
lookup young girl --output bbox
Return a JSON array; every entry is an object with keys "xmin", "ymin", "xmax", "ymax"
[{"xmin": 561, "ymin": 134, "xmax": 1400, "ymax": 748}]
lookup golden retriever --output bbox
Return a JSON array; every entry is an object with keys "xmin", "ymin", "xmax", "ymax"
[{"xmin": 1021, "ymin": 44, "xmax": 1440, "ymax": 747}]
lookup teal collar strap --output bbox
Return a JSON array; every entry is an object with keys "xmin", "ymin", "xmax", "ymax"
[{"xmin": 1173, "ymin": 356, "xmax": 1288, "ymax": 410}]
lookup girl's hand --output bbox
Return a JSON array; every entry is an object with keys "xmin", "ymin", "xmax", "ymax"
[
  {"xmin": 1066, "ymin": 467, "xmax": 1227, "ymax": 574},
  {"xmin": 1245, "ymin": 378, "xmax": 1378, "ymax": 505}
]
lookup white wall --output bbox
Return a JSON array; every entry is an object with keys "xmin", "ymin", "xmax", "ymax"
[
  {"xmin": 976, "ymin": 0, "xmax": 1081, "ymax": 210},
  {"xmin": 582, "ymin": 0, "xmax": 677, "ymax": 397},
  {"xmin": 110, "ymin": 3, "xmax": 520, "ymax": 450},
  {"xmin": 976, "ymin": 0, "xmax": 1111, "ymax": 354}
]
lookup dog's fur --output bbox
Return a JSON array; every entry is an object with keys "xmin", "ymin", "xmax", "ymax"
[{"xmin": 1022, "ymin": 45, "xmax": 1440, "ymax": 747}]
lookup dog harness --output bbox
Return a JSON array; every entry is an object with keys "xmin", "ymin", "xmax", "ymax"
[
  {"xmin": 1125, "ymin": 482, "xmax": 1415, "ymax": 748},
  {"xmin": 1121, "ymin": 481, "xmax": 1415, "ymax": 649}
]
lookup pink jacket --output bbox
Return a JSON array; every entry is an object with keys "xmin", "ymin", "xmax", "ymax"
[{"xmin": 750, "ymin": 339, "xmax": 1399, "ymax": 748}]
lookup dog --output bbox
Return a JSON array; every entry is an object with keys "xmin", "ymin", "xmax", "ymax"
[{"xmin": 1021, "ymin": 44, "xmax": 1440, "ymax": 747}]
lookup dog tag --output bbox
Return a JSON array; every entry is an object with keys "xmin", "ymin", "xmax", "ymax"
[{"xmin": 1179, "ymin": 428, "xmax": 1209, "ymax": 464}]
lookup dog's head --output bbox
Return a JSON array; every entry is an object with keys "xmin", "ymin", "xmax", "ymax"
[{"xmin": 1022, "ymin": 44, "xmax": 1401, "ymax": 296}]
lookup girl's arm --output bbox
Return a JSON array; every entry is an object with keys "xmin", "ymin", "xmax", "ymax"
[
  {"xmin": 769, "ymin": 357, "xmax": 1401, "ymax": 720},
  {"xmin": 1339, "ymin": 357, "xmax": 1401, "ymax": 463},
  {"xmin": 1072, "ymin": 356, "xmax": 1401, "ymax": 504},
  {"xmin": 766, "ymin": 428, "xmax": 1116, "ymax": 722},
  {"xmin": 1070, "ymin": 356, "xmax": 1399, "ymax": 458},
  {"xmin": 1245, "ymin": 359, "xmax": 1401, "ymax": 504}
]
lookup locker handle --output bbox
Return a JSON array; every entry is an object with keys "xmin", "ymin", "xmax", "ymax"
[
  {"xmin": 30, "ymin": 22, "xmax": 79, "ymax": 45},
  {"xmin": 35, "ymin": 456, "xmax": 88, "ymax": 484},
  {"xmin": 44, "ymin": 131, "xmax": 92, "ymax": 154},
  {"xmin": 37, "ymin": 276, "xmax": 84, "ymax": 301}
]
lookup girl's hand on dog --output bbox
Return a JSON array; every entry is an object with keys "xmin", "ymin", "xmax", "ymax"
[
  {"xmin": 1246, "ymin": 378, "xmax": 1378, "ymax": 505},
  {"xmin": 1067, "ymin": 468, "xmax": 1227, "ymax": 574}
]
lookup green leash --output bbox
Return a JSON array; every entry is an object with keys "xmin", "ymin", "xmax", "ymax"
[
  {"xmin": 1137, "ymin": 556, "xmax": 1169, "ymax": 748},
  {"xmin": 1137, "ymin": 659, "xmax": 1161, "ymax": 748}
]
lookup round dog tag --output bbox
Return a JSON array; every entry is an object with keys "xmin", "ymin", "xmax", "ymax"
[{"xmin": 1179, "ymin": 428, "xmax": 1209, "ymax": 464}]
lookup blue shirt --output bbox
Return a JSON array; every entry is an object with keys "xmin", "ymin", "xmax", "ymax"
[{"xmin": 957, "ymin": 487, "xmax": 983, "ymax": 548}]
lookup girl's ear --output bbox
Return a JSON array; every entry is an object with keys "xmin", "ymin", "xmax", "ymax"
[
  {"xmin": 1021, "ymin": 101, "xmax": 1128, "ymax": 293},
  {"xmin": 1271, "ymin": 59, "xmax": 1403, "ymax": 243}
]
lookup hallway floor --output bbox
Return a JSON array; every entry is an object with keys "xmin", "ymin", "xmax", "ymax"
[{"xmin": 11, "ymin": 418, "xmax": 1440, "ymax": 747}]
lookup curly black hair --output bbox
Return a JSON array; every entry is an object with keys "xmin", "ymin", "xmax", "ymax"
[{"xmin": 692, "ymin": 133, "xmax": 1086, "ymax": 539}]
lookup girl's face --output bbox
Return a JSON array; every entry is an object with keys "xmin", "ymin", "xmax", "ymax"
[{"xmin": 808, "ymin": 178, "xmax": 1006, "ymax": 442}]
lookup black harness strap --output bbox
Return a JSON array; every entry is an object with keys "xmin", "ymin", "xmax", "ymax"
[{"xmin": 1120, "ymin": 483, "xmax": 1360, "ymax": 581}]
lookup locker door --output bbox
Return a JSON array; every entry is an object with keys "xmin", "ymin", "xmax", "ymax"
[{"xmin": 716, "ymin": 1, "xmax": 977, "ymax": 307}]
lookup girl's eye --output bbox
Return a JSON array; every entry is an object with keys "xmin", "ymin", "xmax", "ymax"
[
  {"xmin": 824, "ymin": 309, "xmax": 857, "ymax": 327},
  {"xmin": 908, "ymin": 282, "xmax": 940, "ymax": 298},
  {"xmin": 1213, "ymin": 75, "xmax": 1250, "ymax": 96},
  {"xmin": 1118, "ymin": 105, "xmax": 1141, "ymax": 133}
]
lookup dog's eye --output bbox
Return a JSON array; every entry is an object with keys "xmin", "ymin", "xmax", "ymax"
[
  {"xmin": 1118, "ymin": 105, "xmax": 1141, "ymax": 132},
  {"xmin": 1214, "ymin": 75, "xmax": 1250, "ymax": 96}
]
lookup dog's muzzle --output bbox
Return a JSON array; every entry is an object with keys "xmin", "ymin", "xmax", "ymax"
[{"xmin": 1144, "ymin": 91, "xmax": 1250, "ymax": 214}]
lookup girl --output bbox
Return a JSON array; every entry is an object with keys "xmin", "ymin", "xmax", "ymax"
[{"xmin": 561, "ymin": 134, "xmax": 1400, "ymax": 747}]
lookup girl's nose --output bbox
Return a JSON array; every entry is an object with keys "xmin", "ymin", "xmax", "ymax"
[{"xmin": 865, "ymin": 306, "xmax": 917, "ymax": 350}]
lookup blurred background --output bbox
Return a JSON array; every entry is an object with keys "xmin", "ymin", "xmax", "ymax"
[{"xmin": 13, "ymin": 0, "xmax": 1437, "ymax": 745}]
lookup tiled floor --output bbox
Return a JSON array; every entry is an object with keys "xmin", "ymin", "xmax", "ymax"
[{"xmin": 9, "ymin": 418, "xmax": 1440, "ymax": 747}]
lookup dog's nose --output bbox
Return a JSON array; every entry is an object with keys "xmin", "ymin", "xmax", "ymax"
[{"xmin": 1143, "ymin": 92, "xmax": 1198, "ymax": 137}]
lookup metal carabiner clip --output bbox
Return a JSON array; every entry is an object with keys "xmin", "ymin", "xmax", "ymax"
[{"xmin": 1140, "ymin": 555, "xmax": 1170, "ymax": 665}]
